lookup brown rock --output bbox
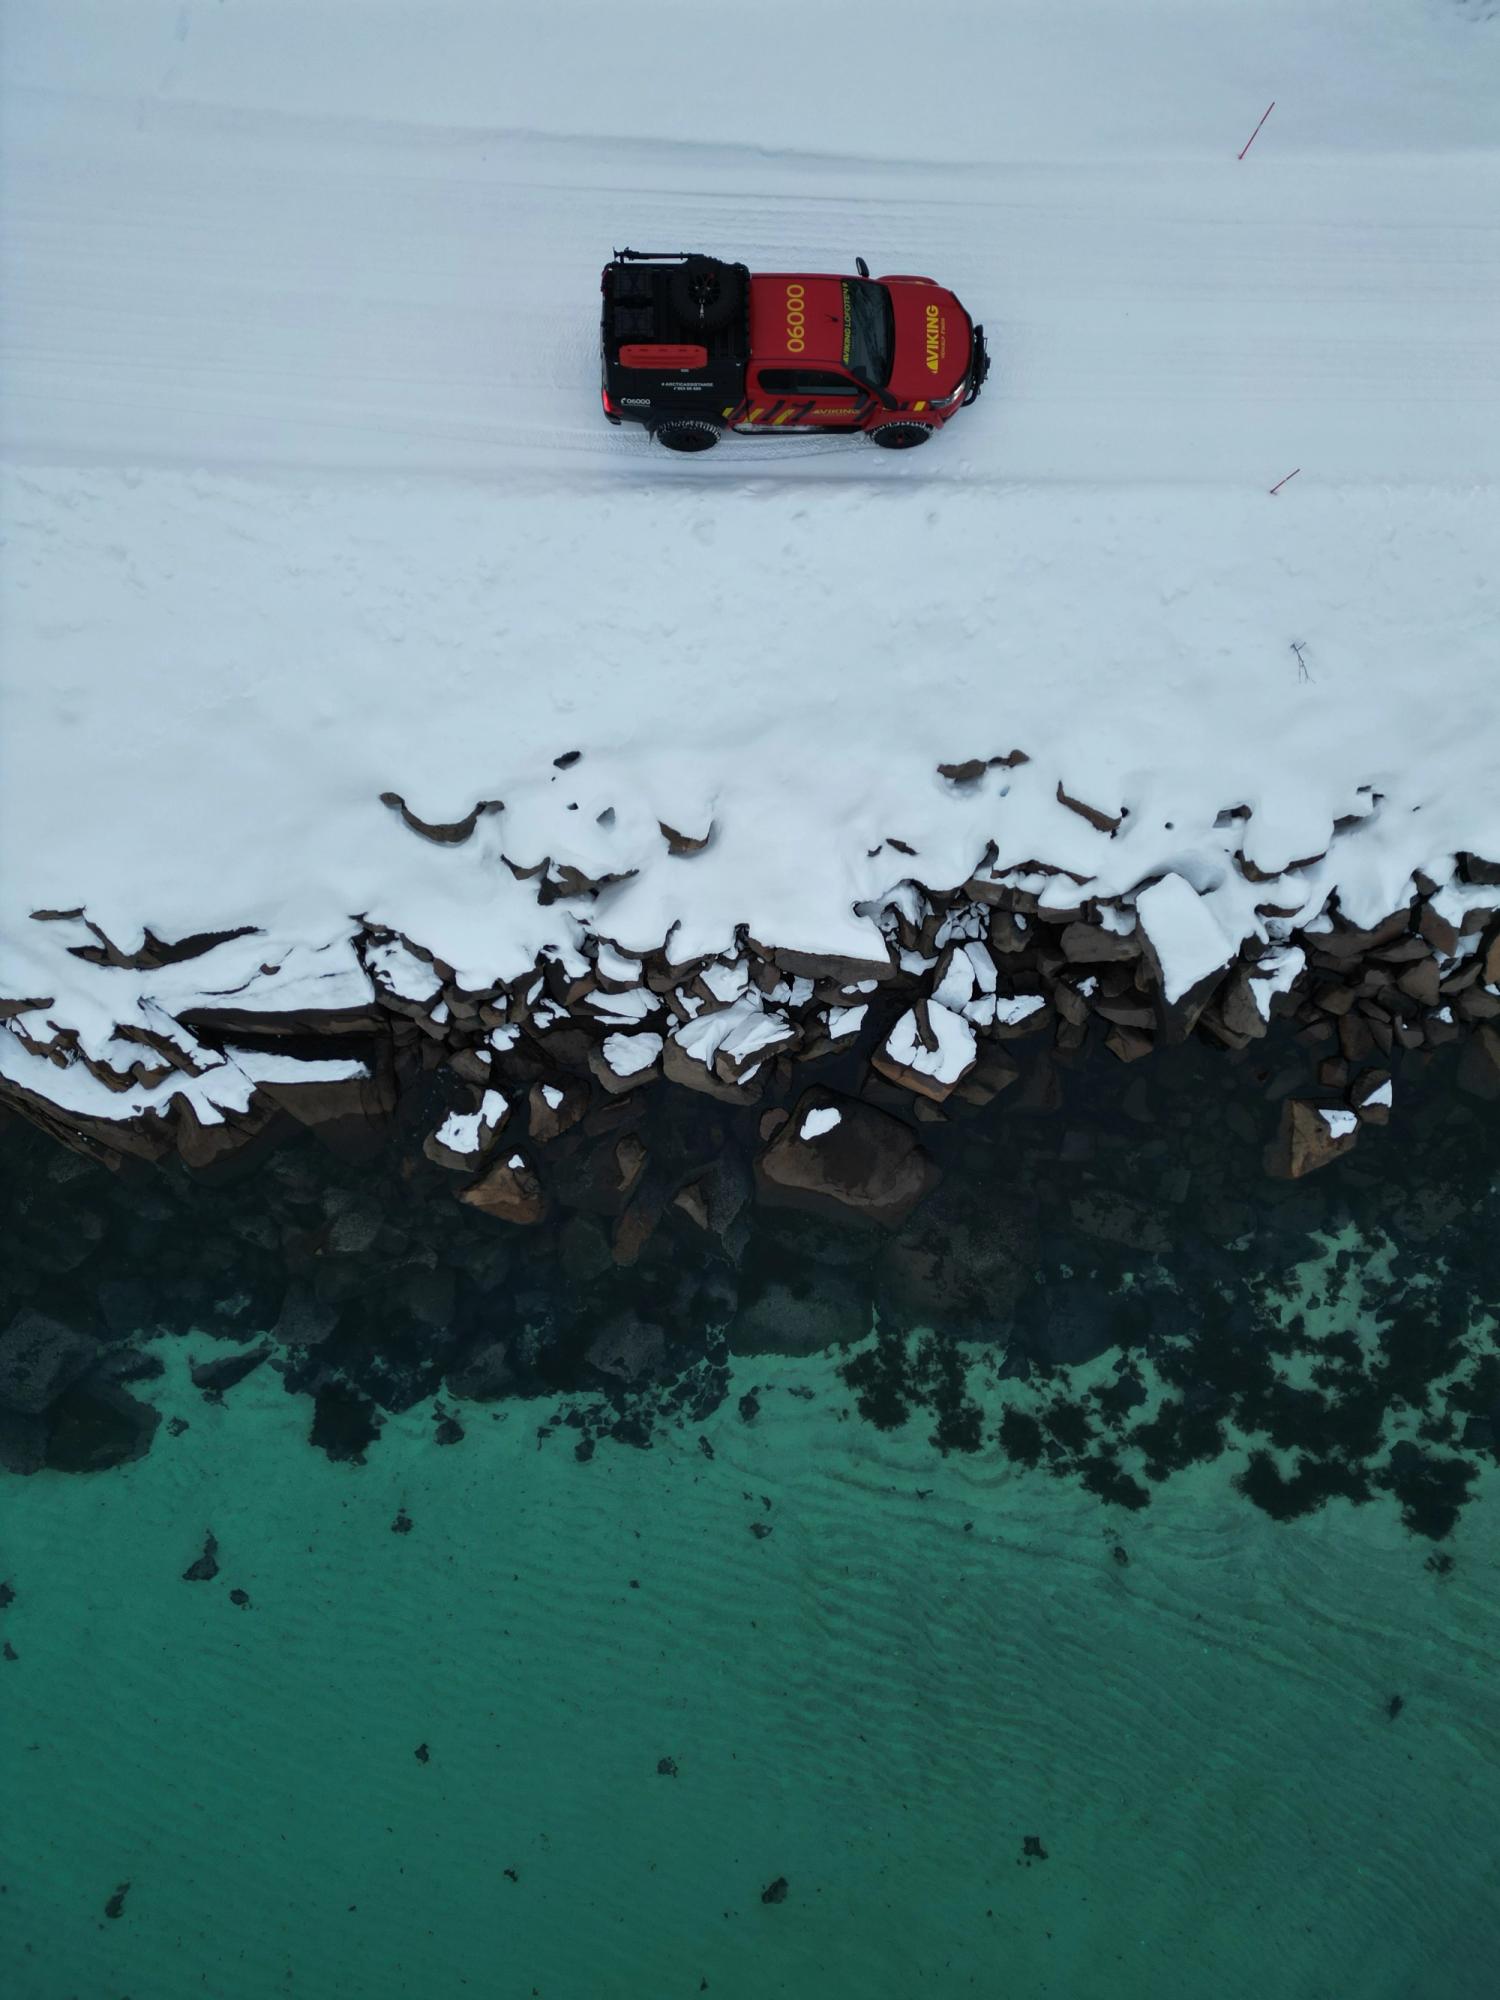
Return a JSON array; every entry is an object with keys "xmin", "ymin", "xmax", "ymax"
[
  {"xmin": 758, "ymin": 1108, "xmax": 790, "ymax": 1144},
  {"xmin": 1058, "ymin": 921, "xmax": 1139, "ymax": 964},
  {"xmin": 260, "ymin": 1061, "xmax": 397, "ymax": 1160},
  {"xmin": 1055, "ymin": 784, "xmax": 1124, "ymax": 834},
  {"xmin": 459, "ymin": 1152, "xmax": 547, "ymax": 1225},
  {"xmin": 1264, "ymin": 1099, "xmax": 1360, "ymax": 1179},
  {"xmin": 663, "ymin": 1034, "xmax": 763, "ymax": 1104},
  {"xmin": 659, "ymin": 819, "xmax": 715, "ymax": 856},
  {"xmin": 380, "ymin": 791, "xmax": 503, "ymax": 845},
  {"xmin": 744, "ymin": 936, "xmax": 894, "ymax": 986},
  {"xmin": 1104, "ymin": 1024, "xmax": 1153, "ymax": 1063},
  {"xmin": 1350, "ymin": 1069, "xmax": 1392, "ymax": 1125},
  {"xmin": 1396, "ymin": 958, "xmax": 1442, "ymax": 1008},
  {"xmin": 423, "ymin": 1089, "xmax": 512, "ymax": 1173},
  {"xmin": 1417, "ymin": 903, "xmax": 1460, "ymax": 955},
  {"xmin": 528, "ymin": 1078, "xmax": 588, "ymax": 1143},
  {"xmin": 756, "ymin": 1092, "xmax": 939, "ymax": 1230}
]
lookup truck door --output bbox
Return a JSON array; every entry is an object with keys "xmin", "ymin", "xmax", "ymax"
[{"xmin": 745, "ymin": 365, "xmax": 869, "ymax": 431}]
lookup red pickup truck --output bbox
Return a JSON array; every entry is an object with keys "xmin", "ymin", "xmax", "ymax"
[{"xmin": 600, "ymin": 250, "xmax": 990, "ymax": 451}]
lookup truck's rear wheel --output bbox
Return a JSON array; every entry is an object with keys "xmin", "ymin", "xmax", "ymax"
[
  {"xmin": 654, "ymin": 419, "xmax": 721, "ymax": 453},
  {"xmin": 870, "ymin": 422, "xmax": 932, "ymax": 450}
]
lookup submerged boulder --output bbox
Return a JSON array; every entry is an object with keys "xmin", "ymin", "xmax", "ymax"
[
  {"xmin": 728, "ymin": 1274, "xmax": 870, "ymax": 1357},
  {"xmin": 755, "ymin": 1092, "xmax": 938, "ymax": 1231},
  {"xmin": 875, "ymin": 1184, "xmax": 1038, "ymax": 1341},
  {"xmin": 0, "ymin": 1309, "xmax": 101, "ymax": 1415}
]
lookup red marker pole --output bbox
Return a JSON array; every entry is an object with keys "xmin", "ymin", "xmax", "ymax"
[
  {"xmin": 1269, "ymin": 467, "xmax": 1300, "ymax": 496},
  {"xmin": 1238, "ymin": 101, "xmax": 1275, "ymax": 160}
]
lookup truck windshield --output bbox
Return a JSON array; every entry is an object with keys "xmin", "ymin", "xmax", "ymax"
[{"xmin": 842, "ymin": 279, "xmax": 893, "ymax": 386}]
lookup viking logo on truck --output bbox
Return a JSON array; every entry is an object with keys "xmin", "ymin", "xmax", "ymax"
[
  {"xmin": 785, "ymin": 284, "xmax": 806, "ymax": 354},
  {"xmin": 925, "ymin": 304, "xmax": 942, "ymax": 373}
]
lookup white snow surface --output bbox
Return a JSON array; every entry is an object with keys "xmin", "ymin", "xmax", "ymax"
[
  {"xmin": 434, "ymin": 1088, "xmax": 509, "ymax": 1159},
  {"xmin": 885, "ymin": 1004, "xmax": 978, "ymax": 1087},
  {"xmin": 1136, "ymin": 873, "xmax": 1238, "ymax": 1005},
  {"xmin": 800, "ymin": 1107, "xmax": 842, "ymax": 1142},
  {"xmin": 1318, "ymin": 1107, "xmax": 1360, "ymax": 1141},
  {"xmin": 3, "ymin": 1, "xmax": 1500, "ymax": 1120},
  {"xmin": 601, "ymin": 1031, "xmax": 662, "ymax": 1079}
]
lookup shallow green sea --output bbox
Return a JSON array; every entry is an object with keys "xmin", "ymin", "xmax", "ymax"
[{"xmin": 5, "ymin": 1330, "xmax": 1497, "ymax": 2000}]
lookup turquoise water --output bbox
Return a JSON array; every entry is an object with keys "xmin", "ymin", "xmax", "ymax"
[
  {"xmin": 5, "ymin": 1038, "xmax": 1500, "ymax": 1997},
  {"xmin": 5, "ymin": 1332, "xmax": 1498, "ymax": 2000}
]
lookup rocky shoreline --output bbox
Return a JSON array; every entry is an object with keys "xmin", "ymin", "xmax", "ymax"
[
  {"xmin": 5, "ymin": 860, "xmax": 1500, "ymax": 1535},
  {"xmin": 6, "ymin": 851, "xmax": 1500, "ymax": 1205}
]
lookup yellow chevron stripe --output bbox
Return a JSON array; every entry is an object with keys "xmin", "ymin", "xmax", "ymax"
[
  {"xmin": 749, "ymin": 406, "xmax": 765, "ymax": 421},
  {"xmin": 772, "ymin": 408, "xmax": 795, "ymax": 425},
  {"xmin": 912, "ymin": 400, "xmax": 927, "ymax": 411}
]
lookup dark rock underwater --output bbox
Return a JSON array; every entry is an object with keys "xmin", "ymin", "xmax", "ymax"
[{"xmin": 3, "ymin": 1025, "xmax": 1497, "ymax": 1544}]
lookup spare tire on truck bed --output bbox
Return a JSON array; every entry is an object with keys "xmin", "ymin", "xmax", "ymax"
[{"xmin": 668, "ymin": 256, "xmax": 740, "ymax": 333}]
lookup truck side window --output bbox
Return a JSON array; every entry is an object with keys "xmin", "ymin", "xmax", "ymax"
[{"xmin": 758, "ymin": 369, "xmax": 860, "ymax": 397}]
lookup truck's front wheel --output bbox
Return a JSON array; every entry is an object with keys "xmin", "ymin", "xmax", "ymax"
[
  {"xmin": 654, "ymin": 419, "xmax": 721, "ymax": 453},
  {"xmin": 869, "ymin": 422, "xmax": 932, "ymax": 450}
]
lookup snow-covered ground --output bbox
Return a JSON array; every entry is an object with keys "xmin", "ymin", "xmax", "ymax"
[{"xmin": 3, "ymin": 0, "xmax": 1499, "ymax": 1125}]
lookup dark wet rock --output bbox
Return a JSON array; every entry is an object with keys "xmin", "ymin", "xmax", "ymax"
[
  {"xmin": 166, "ymin": 1415, "xmax": 190, "ymax": 1437},
  {"xmin": 431, "ymin": 1399, "xmax": 466, "ymax": 1445},
  {"xmin": 0, "ymin": 1408, "xmax": 47, "ymax": 1475},
  {"xmin": 657, "ymin": 1756, "xmax": 678, "ymax": 1777},
  {"xmin": 190, "ymin": 1345, "xmax": 272, "ymax": 1396},
  {"xmin": 414, "ymin": 1742, "xmax": 430, "ymax": 1763},
  {"xmin": 445, "ymin": 1337, "xmax": 517, "ymax": 1402},
  {"xmin": 3, "ymin": 1641, "xmax": 17, "ymax": 1662},
  {"xmin": 0, "ymin": 1309, "xmax": 101, "ymax": 1415},
  {"xmin": 1015, "ymin": 1280, "xmax": 1138, "ymax": 1369},
  {"xmin": 392, "ymin": 1507, "xmax": 413, "ymax": 1535},
  {"xmin": 997, "ymin": 1408, "xmax": 1044, "ymax": 1467},
  {"xmin": 45, "ymin": 1379, "xmax": 160, "ymax": 1472},
  {"xmin": 738, "ymin": 1390, "xmax": 761, "ymax": 1423},
  {"xmin": 104, "ymin": 1883, "xmax": 131, "ymax": 1920},
  {"xmin": 309, "ymin": 1380, "xmax": 381, "ymax": 1462},
  {"xmin": 229, "ymin": 1588, "xmax": 251, "ymax": 1608},
  {"xmin": 97, "ymin": 1277, "xmax": 161, "ymax": 1340},
  {"xmin": 1376, "ymin": 1440, "xmax": 1476, "ymax": 1541},
  {"xmin": 182, "ymin": 1531, "xmax": 220, "ymax": 1583},
  {"xmin": 728, "ymin": 1274, "xmax": 868, "ymax": 1357},
  {"xmin": 756, "ymin": 1091, "xmax": 938, "ymax": 1229},
  {"xmin": 874, "ymin": 1183, "xmax": 1037, "ymax": 1341},
  {"xmin": 0, "ymin": 1579, "xmax": 14, "ymax": 1608},
  {"xmin": 1068, "ymin": 1188, "xmax": 1171, "ymax": 1255},
  {"xmin": 1022, "ymin": 1836, "xmax": 1048, "ymax": 1862},
  {"xmin": 93, "ymin": 1347, "xmax": 166, "ymax": 1387},
  {"xmin": 749, "ymin": 1520, "xmax": 773, "ymax": 1539},
  {"xmin": 274, "ymin": 1283, "xmax": 339, "ymax": 1349},
  {"xmin": 760, "ymin": 1877, "xmax": 789, "ymax": 1905},
  {"xmin": 587, "ymin": 1312, "xmax": 667, "ymax": 1385}
]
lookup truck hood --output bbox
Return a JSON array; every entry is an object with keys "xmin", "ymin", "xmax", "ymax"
[{"xmin": 884, "ymin": 280, "xmax": 971, "ymax": 403}]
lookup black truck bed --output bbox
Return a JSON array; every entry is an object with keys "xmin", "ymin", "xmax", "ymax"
[{"xmin": 600, "ymin": 252, "xmax": 750, "ymax": 422}]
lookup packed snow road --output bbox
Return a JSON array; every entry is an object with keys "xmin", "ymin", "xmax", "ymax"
[{"xmin": 3, "ymin": 6, "xmax": 1498, "ymax": 488}]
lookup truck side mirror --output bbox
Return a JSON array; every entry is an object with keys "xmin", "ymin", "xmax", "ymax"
[{"xmin": 855, "ymin": 257, "xmax": 869, "ymax": 278}]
